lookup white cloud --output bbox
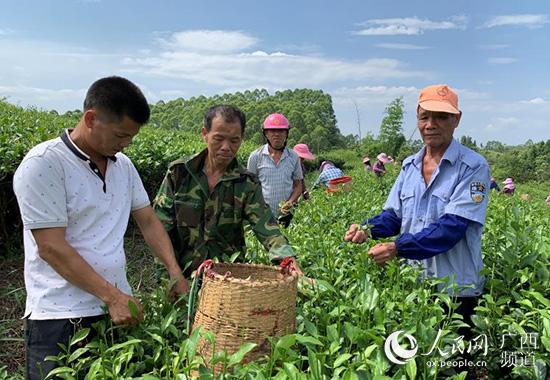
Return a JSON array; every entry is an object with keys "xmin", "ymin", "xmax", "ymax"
[
  {"xmin": 353, "ymin": 16, "xmax": 467, "ymax": 36},
  {"xmin": 483, "ymin": 115, "xmax": 531, "ymax": 135},
  {"xmin": 332, "ymin": 86, "xmax": 489, "ymax": 109},
  {"xmin": 487, "ymin": 57, "xmax": 517, "ymax": 64},
  {"xmin": 484, "ymin": 123, "xmax": 500, "ymax": 131},
  {"xmin": 459, "ymin": 89, "xmax": 492, "ymax": 101},
  {"xmin": 494, "ymin": 117, "xmax": 520, "ymax": 125},
  {"xmin": 484, "ymin": 14, "xmax": 550, "ymax": 28},
  {"xmin": 122, "ymin": 31, "xmax": 425, "ymax": 87},
  {"xmin": 273, "ymin": 43, "xmax": 322, "ymax": 55},
  {"xmin": 0, "ymin": 38, "xmax": 129, "ymax": 111},
  {"xmin": 477, "ymin": 44, "xmax": 509, "ymax": 50},
  {"xmin": 0, "ymin": 28, "xmax": 15, "ymax": 35},
  {"xmin": 161, "ymin": 30, "xmax": 258, "ymax": 53},
  {"xmin": 375, "ymin": 43, "xmax": 430, "ymax": 50},
  {"xmin": 0, "ymin": 85, "xmax": 86, "ymax": 108},
  {"xmin": 520, "ymin": 97, "xmax": 549, "ymax": 105},
  {"xmin": 332, "ymin": 85, "xmax": 418, "ymax": 103}
]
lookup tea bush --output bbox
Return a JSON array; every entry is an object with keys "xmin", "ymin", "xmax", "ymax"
[{"xmin": 40, "ymin": 166, "xmax": 550, "ymax": 379}]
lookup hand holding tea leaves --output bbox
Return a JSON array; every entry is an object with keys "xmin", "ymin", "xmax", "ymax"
[
  {"xmin": 167, "ymin": 272, "xmax": 190, "ymax": 300},
  {"xmin": 343, "ymin": 223, "xmax": 369, "ymax": 243},
  {"xmin": 105, "ymin": 290, "xmax": 143, "ymax": 326},
  {"xmin": 368, "ymin": 242, "xmax": 397, "ymax": 265},
  {"xmin": 279, "ymin": 200, "xmax": 294, "ymax": 215}
]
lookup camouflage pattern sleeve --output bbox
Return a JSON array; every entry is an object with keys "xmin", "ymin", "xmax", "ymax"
[
  {"xmin": 243, "ymin": 179, "xmax": 296, "ymax": 261},
  {"xmin": 153, "ymin": 167, "xmax": 176, "ymax": 232}
]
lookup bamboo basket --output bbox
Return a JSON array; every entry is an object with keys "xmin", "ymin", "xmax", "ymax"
[{"xmin": 192, "ymin": 262, "xmax": 298, "ymax": 369}]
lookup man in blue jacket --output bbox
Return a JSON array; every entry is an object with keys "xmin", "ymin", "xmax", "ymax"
[{"xmin": 345, "ymin": 84, "xmax": 490, "ymax": 335}]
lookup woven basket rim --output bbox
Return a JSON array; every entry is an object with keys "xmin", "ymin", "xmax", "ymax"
[{"xmin": 202, "ymin": 262, "xmax": 298, "ymax": 286}]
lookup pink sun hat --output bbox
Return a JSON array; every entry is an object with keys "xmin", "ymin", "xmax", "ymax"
[
  {"xmin": 293, "ymin": 143, "xmax": 315, "ymax": 160},
  {"xmin": 377, "ymin": 153, "xmax": 391, "ymax": 164},
  {"xmin": 502, "ymin": 178, "xmax": 515, "ymax": 189}
]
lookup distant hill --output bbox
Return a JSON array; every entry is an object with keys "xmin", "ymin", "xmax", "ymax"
[{"xmin": 149, "ymin": 88, "xmax": 348, "ymax": 154}]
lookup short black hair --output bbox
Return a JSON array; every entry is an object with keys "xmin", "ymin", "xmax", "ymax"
[
  {"xmin": 204, "ymin": 105, "xmax": 246, "ymax": 134},
  {"xmin": 83, "ymin": 76, "xmax": 150, "ymax": 125}
]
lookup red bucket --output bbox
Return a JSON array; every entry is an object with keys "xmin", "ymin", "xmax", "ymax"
[{"xmin": 326, "ymin": 176, "xmax": 352, "ymax": 193}]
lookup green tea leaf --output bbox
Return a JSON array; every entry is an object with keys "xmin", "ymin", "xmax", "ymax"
[
  {"xmin": 227, "ymin": 342, "xmax": 257, "ymax": 367},
  {"xmin": 69, "ymin": 328, "xmax": 90, "ymax": 348},
  {"xmin": 128, "ymin": 299, "xmax": 139, "ymax": 319}
]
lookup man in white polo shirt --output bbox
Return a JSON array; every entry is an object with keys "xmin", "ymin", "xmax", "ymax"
[
  {"xmin": 247, "ymin": 113, "xmax": 303, "ymax": 227},
  {"xmin": 13, "ymin": 76, "xmax": 189, "ymax": 380}
]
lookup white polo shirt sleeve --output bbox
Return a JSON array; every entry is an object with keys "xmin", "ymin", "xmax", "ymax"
[
  {"xmin": 445, "ymin": 163, "xmax": 490, "ymax": 225},
  {"xmin": 13, "ymin": 156, "xmax": 68, "ymax": 230},
  {"xmin": 127, "ymin": 157, "xmax": 150, "ymax": 211}
]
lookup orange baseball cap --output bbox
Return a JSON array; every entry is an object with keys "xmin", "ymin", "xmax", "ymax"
[{"xmin": 417, "ymin": 84, "xmax": 460, "ymax": 114}]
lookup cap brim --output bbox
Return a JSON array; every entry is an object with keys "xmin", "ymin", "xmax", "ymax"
[{"xmin": 418, "ymin": 100, "xmax": 460, "ymax": 114}]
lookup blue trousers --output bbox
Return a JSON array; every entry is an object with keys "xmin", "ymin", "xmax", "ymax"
[{"xmin": 25, "ymin": 315, "xmax": 106, "ymax": 380}]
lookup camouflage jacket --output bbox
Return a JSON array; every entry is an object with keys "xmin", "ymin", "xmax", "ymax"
[{"xmin": 153, "ymin": 149, "xmax": 295, "ymax": 276}]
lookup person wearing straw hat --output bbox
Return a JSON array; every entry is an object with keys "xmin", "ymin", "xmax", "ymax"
[
  {"xmin": 247, "ymin": 113, "xmax": 303, "ymax": 222},
  {"xmin": 502, "ymin": 177, "xmax": 515, "ymax": 195},
  {"xmin": 293, "ymin": 143, "xmax": 315, "ymax": 200},
  {"xmin": 373, "ymin": 152, "xmax": 391, "ymax": 177},
  {"xmin": 154, "ymin": 105, "xmax": 300, "ymax": 278},
  {"xmin": 344, "ymin": 84, "xmax": 490, "ymax": 341},
  {"xmin": 363, "ymin": 156, "xmax": 373, "ymax": 172}
]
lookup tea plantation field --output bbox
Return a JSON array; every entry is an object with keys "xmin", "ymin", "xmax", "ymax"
[
  {"xmin": 2, "ymin": 164, "xmax": 548, "ymax": 379},
  {"xmin": 1, "ymin": 100, "xmax": 549, "ymax": 379}
]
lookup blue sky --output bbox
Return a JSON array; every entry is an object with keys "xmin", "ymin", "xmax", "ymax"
[{"xmin": 1, "ymin": 0, "xmax": 549, "ymax": 145}]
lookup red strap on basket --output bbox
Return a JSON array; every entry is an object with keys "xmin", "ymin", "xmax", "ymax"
[
  {"xmin": 196, "ymin": 259, "xmax": 213, "ymax": 275},
  {"xmin": 280, "ymin": 257, "xmax": 297, "ymax": 274},
  {"xmin": 187, "ymin": 259, "xmax": 214, "ymax": 335}
]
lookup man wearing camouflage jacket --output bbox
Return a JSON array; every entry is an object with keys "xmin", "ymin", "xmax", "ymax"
[{"xmin": 154, "ymin": 105, "xmax": 298, "ymax": 277}]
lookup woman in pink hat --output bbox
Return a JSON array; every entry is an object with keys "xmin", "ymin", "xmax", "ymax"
[
  {"xmin": 293, "ymin": 143, "xmax": 315, "ymax": 200},
  {"xmin": 373, "ymin": 153, "xmax": 391, "ymax": 177},
  {"xmin": 546, "ymin": 194, "xmax": 550, "ymax": 205},
  {"xmin": 502, "ymin": 177, "xmax": 515, "ymax": 195}
]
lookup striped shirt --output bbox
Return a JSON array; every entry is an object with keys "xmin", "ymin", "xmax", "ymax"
[
  {"xmin": 247, "ymin": 145, "xmax": 303, "ymax": 216},
  {"xmin": 313, "ymin": 166, "xmax": 345, "ymax": 187}
]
